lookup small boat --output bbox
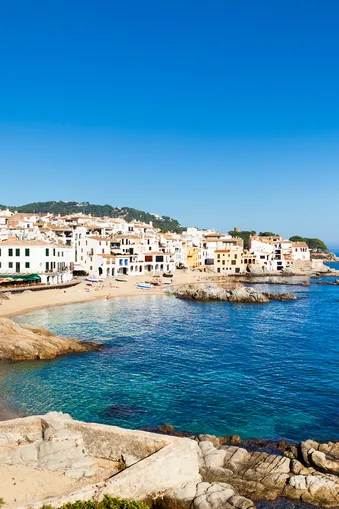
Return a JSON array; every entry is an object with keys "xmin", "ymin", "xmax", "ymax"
[
  {"xmin": 86, "ymin": 277, "xmax": 100, "ymax": 283},
  {"xmin": 150, "ymin": 281, "xmax": 159, "ymax": 286},
  {"xmin": 163, "ymin": 279, "xmax": 172, "ymax": 285},
  {"xmin": 163, "ymin": 273, "xmax": 173, "ymax": 278},
  {"xmin": 116, "ymin": 277, "xmax": 128, "ymax": 282},
  {"xmin": 137, "ymin": 282, "xmax": 151, "ymax": 289}
]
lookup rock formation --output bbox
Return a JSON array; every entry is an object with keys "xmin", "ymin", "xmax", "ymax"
[
  {"xmin": 312, "ymin": 252, "xmax": 339, "ymax": 262},
  {"xmin": 0, "ymin": 317, "xmax": 102, "ymax": 361},
  {"xmin": 170, "ymin": 284, "xmax": 296, "ymax": 304},
  {"xmin": 157, "ymin": 481, "xmax": 255, "ymax": 509},
  {"xmin": 196, "ymin": 435, "xmax": 339, "ymax": 507}
]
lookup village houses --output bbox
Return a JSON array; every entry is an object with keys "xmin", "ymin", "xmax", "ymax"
[{"xmin": 0, "ymin": 209, "xmax": 320, "ymax": 285}]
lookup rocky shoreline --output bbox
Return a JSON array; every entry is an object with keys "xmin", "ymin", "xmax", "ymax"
[
  {"xmin": 311, "ymin": 252, "xmax": 339, "ymax": 262},
  {"xmin": 0, "ymin": 317, "xmax": 102, "ymax": 361},
  {"xmin": 154, "ymin": 428, "xmax": 339, "ymax": 508},
  {"xmin": 169, "ymin": 283, "xmax": 297, "ymax": 303}
]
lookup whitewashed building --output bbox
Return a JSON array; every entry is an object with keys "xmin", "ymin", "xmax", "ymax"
[{"xmin": 0, "ymin": 239, "xmax": 74, "ymax": 284}]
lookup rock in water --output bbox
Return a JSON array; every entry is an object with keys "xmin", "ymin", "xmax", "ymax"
[
  {"xmin": 0, "ymin": 317, "xmax": 102, "ymax": 361},
  {"xmin": 170, "ymin": 284, "xmax": 296, "ymax": 304}
]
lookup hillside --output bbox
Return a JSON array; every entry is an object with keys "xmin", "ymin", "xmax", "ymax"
[{"xmin": 1, "ymin": 201, "xmax": 183, "ymax": 233}]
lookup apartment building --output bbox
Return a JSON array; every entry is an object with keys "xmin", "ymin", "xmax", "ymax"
[{"xmin": 0, "ymin": 239, "xmax": 74, "ymax": 283}]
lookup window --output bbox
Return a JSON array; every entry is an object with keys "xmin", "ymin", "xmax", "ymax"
[
  {"xmin": 46, "ymin": 262, "xmax": 49, "ymax": 271},
  {"xmin": 9, "ymin": 249, "xmax": 13, "ymax": 256},
  {"xmin": 119, "ymin": 259, "xmax": 123, "ymax": 266},
  {"xmin": 53, "ymin": 249, "xmax": 56, "ymax": 256},
  {"xmin": 9, "ymin": 262, "xmax": 13, "ymax": 268},
  {"xmin": 217, "ymin": 268, "xmax": 220, "ymax": 273},
  {"xmin": 231, "ymin": 260, "xmax": 236, "ymax": 265},
  {"xmin": 25, "ymin": 262, "xmax": 30, "ymax": 268},
  {"xmin": 16, "ymin": 248, "xmax": 20, "ymax": 256},
  {"xmin": 25, "ymin": 248, "xmax": 30, "ymax": 256},
  {"xmin": 46, "ymin": 248, "xmax": 49, "ymax": 256},
  {"xmin": 222, "ymin": 260, "xmax": 225, "ymax": 265}
]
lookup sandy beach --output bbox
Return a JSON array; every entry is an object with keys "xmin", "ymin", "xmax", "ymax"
[{"xmin": 0, "ymin": 270, "xmax": 223, "ymax": 319}]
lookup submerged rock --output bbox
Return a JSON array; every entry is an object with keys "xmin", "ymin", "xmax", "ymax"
[
  {"xmin": 0, "ymin": 317, "xmax": 102, "ymax": 361},
  {"xmin": 170, "ymin": 284, "xmax": 296, "ymax": 304}
]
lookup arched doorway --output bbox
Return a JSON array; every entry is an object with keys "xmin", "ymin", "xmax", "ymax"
[{"xmin": 98, "ymin": 267, "xmax": 103, "ymax": 276}]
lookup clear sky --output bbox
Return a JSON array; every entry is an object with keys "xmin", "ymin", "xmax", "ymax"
[{"xmin": 0, "ymin": 1, "xmax": 338, "ymax": 243}]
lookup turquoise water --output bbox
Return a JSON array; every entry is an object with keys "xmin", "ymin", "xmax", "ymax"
[{"xmin": 1, "ymin": 274, "xmax": 339, "ymax": 442}]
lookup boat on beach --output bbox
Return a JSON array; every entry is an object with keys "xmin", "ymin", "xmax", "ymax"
[
  {"xmin": 116, "ymin": 277, "xmax": 128, "ymax": 282},
  {"xmin": 86, "ymin": 277, "xmax": 100, "ymax": 283},
  {"xmin": 137, "ymin": 282, "xmax": 151, "ymax": 289}
]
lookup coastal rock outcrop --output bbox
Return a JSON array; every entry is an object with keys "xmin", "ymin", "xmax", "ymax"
[
  {"xmin": 197, "ymin": 437, "xmax": 339, "ymax": 507},
  {"xmin": 299, "ymin": 440, "xmax": 339, "ymax": 476},
  {"xmin": 0, "ymin": 317, "xmax": 102, "ymax": 361},
  {"xmin": 157, "ymin": 481, "xmax": 255, "ymax": 509},
  {"xmin": 170, "ymin": 284, "xmax": 296, "ymax": 304}
]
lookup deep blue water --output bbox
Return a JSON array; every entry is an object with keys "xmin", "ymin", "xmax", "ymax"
[{"xmin": 1, "ymin": 273, "xmax": 339, "ymax": 442}]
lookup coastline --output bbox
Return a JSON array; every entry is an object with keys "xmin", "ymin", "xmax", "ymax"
[
  {"xmin": 0, "ymin": 271, "xmax": 240, "ymax": 319},
  {"xmin": 0, "ymin": 269, "xmax": 332, "ymax": 426}
]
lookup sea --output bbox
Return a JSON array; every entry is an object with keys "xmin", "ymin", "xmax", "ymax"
[{"xmin": 1, "ymin": 256, "xmax": 339, "ymax": 443}]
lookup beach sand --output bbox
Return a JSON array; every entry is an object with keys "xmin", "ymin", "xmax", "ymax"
[{"xmin": 0, "ymin": 270, "xmax": 223, "ymax": 319}]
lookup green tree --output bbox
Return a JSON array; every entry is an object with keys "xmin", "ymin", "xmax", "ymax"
[
  {"xmin": 289, "ymin": 236, "xmax": 328, "ymax": 251},
  {"xmin": 228, "ymin": 230, "xmax": 256, "ymax": 248}
]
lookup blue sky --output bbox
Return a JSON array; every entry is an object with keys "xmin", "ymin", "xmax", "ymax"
[{"xmin": 0, "ymin": 1, "xmax": 338, "ymax": 243}]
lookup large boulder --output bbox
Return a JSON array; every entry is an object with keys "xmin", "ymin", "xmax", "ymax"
[
  {"xmin": 284, "ymin": 473, "xmax": 339, "ymax": 507},
  {"xmin": 156, "ymin": 481, "xmax": 255, "ymax": 509},
  {"xmin": 300, "ymin": 439, "xmax": 339, "ymax": 475}
]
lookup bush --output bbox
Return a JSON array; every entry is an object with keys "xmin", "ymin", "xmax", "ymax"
[{"xmin": 41, "ymin": 496, "xmax": 149, "ymax": 509}]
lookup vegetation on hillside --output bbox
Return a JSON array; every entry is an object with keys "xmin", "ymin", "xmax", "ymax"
[
  {"xmin": 1, "ymin": 201, "xmax": 182, "ymax": 233},
  {"xmin": 258, "ymin": 231, "xmax": 279, "ymax": 237},
  {"xmin": 289, "ymin": 236, "xmax": 328, "ymax": 251}
]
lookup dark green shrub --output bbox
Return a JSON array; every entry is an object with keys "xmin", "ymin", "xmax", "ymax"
[{"xmin": 41, "ymin": 495, "xmax": 149, "ymax": 509}]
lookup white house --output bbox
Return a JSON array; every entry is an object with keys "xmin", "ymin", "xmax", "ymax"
[
  {"xmin": 291, "ymin": 242, "xmax": 310, "ymax": 261},
  {"xmin": 0, "ymin": 239, "xmax": 74, "ymax": 284}
]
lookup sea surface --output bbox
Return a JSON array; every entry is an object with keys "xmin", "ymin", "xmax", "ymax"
[{"xmin": 1, "ymin": 265, "xmax": 339, "ymax": 442}]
